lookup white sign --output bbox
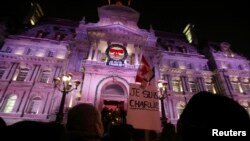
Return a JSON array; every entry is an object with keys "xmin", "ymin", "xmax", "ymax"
[{"xmin": 127, "ymin": 83, "xmax": 161, "ymax": 131}]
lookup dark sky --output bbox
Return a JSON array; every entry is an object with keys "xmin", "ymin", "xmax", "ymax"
[{"xmin": 1, "ymin": 0, "xmax": 250, "ymax": 58}]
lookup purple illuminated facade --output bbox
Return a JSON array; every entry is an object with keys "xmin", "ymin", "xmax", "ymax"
[{"xmin": 0, "ymin": 4, "xmax": 249, "ymax": 125}]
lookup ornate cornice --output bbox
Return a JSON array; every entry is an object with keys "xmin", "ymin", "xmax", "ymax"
[
  {"xmin": 160, "ymin": 68, "xmax": 213, "ymax": 77},
  {"xmin": 0, "ymin": 52, "xmax": 67, "ymax": 65}
]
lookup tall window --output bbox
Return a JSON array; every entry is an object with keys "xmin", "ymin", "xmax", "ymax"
[
  {"xmin": 39, "ymin": 70, "xmax": 51, "ymax": 83},
  {"xmin": 0, "ymin": 67, "xmax": 6, "ymax": 79},
  {"xmin": 205, "ymin": 82, "xmax": 216, "ymax": 94},
  {"xmin": 16, "ymin": 68, "xmax": 29, "ymax": 81},
  {"xmin": 176, "ymin": 101, "xmax": 186, "ymax": 119},
  {"xmin": 241, "ymin": 78, "xmax": 250, "ymax": 93},
  {"xmin": 172, "ymin": 77, "xmax": 182, "ymax": 92},
  {"xmin": 27, "ymin": 97, "xmax": 42, "ymax": 114},
  {"xmin": 2, "ymin": 95, "xmax": 17, "ymax": 113},
  {"xmin": 230, "ymin": 77, "xmax": 241, "ymax": 93},
  {"xmin": 189, "ymin": 78, "xmax": 198, "ymax": 92}
]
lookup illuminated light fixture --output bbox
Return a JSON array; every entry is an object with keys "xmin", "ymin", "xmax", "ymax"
[
  {"xmin": 30, "ymin": 19, "xmax": 35, "ymax": 25},
  {"xmin": 157, "ymin": 79, "xmax": 168, "ymax": 125},
  {"xmin": 53, "ymin": 73, "xmax": 81, "ymax": 123}
]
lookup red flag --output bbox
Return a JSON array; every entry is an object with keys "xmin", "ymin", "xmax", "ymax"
[{"xmin": 135, "ymin": 55, "xmax": 155, "ymax": 87}]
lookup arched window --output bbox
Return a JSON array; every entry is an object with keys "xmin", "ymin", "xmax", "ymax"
[
  {"xmin": 103, "ymin": 84, "xmax": 125, "ymax": 95},
  {"xmin": 176, "ymin": 101, "xmax": 186, "ymax": 118},
  {"xmin": 26, "ymin": 97, "xmax": 42, "ymax": 114},
  {"xmin": 2, "ymin": 95, "xmax": 17, "ymax": 113}
]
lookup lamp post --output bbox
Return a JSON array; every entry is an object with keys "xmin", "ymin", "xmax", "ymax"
[
  {"xmin": 53, "ymin": 73, "xmax": 80, "ymax": 123},
  {"xmin": 158, "ymin": 79, "xmax": 168, "ymax": 126}
]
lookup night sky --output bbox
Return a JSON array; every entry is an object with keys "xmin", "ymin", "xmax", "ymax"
[{"xmin": 1, "ymin": 0, "xmax": 249, "ymax": 58}]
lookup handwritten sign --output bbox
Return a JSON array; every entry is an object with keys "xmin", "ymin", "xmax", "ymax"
[{"xmin": 127, "ymin": 83, "xmax": 161, "ymax": 131}]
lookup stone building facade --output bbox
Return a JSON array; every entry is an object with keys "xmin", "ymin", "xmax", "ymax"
[{"xmin": 0, "ymin": 4, "xmax": 249, "ymax": 125}]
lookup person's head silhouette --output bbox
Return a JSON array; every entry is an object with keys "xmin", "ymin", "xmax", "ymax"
[
  {"xmin": 66, "ymin": 103, "xmax": 104, "ymax": 141},
  {"xmin": 177, "ymin": 91, "xmax": 249, "ymax": 140}
]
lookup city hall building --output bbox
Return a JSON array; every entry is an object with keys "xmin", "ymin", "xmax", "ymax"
[{"xmin": 0, "ymin": 4, "xmax": 250, "ymax": 125}]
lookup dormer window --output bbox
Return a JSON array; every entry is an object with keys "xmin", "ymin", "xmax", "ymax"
[
  {"xmin": 6, "ymin": 47, "xmax": 12, "ymax": 53},
  {"xmin": 179, "ymin": 46, "xmax": 188, "ymax": 53},
  {"xmin": 36, "ymin": 30, "xmax": 48, "ymax": 38},
  {"xmin": 48, "ymin": 51, "xmax": 54, "ymax": 57},
  {"xmin": 55, "ymin": 33, "xmax": 65, "ymax": 40},
  {"xmin": 238, "ymin": 65, "xmax": 243, "ymax": 70},
  {"xmin": 167, "ymin": 45, "xmax": 173, "ymax": 52},
  {"xmin": 36, "ymin": 30, "xmax": 44, "ymax": 38},
  {"xmin": 26, "ymin": 48, "xmax": 33, "ymax": 55},
  {"xmin": 220, "ymin": 42, "xmax": 233, "ymax": 57}
]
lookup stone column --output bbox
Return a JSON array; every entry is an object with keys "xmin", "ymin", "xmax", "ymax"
[
  {"xmin": 195, "ymin": 77, "xmax": 201, "ymax": 91},
  {"xmin": 29, "ymin": 65, "xmax": 39, "ymax": 82},
  {"xmin": 48, "ymin": 66, "xmax": 57, "ymax": 83},
  {"xmin": 54, "ymin": 66, "xmax": 62, "ymax": 78},
  {"xmin": 184, "ymin": 76, "xmax": 190, "ymax": 92},
  {"xmin": 87, "ymin": 41, "xmax": 95, "ymax": 60},
  {"xmin": 6, "ymin": 63, "xmax": 19, "ymax": 80},
  {"xmin": 200, "ymin": 77, "xmax": 206, "ymax": 91},
  {"xmin": 180, "ymin": 76, "xmax": 186, "ymax": 92},
  {"xmin": 93, "ymin": 40, "xmax": 100, "ymax": 61},
  {"xmin": 4, "ymin": 63, "xmax": 15, "ymax": 80},
  {"xmin": 166, "ymin": 75, "xmax": 173, "ymax": 91},
  {"xmin": 2, "ymin": 63, "xmax": 11, "ymax": 80},
  {"xmin": 123, "ymin": 43, "xmax": 128, "ymax": 65},
  {"xmin": 134, "ymin": 45, "xmax": 139, "ymax": 66}
]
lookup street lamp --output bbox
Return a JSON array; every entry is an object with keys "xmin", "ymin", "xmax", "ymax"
[
  {"xmin": 53, "ymin": 73, "xmax": 81, "ymax": 123},
  {"xmin": 158, "ymin": 79, "xmax": 168, "ymax": 126}
]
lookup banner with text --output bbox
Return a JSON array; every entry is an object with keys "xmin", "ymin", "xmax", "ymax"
[{"xmin": 127, "ymin": 83, "xmax": 161, "ymax": 131}]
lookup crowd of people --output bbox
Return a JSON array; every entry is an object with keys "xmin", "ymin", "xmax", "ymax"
[{"xmin": 0, "ymin": 91, "xmax": 249, "ymax": 141}]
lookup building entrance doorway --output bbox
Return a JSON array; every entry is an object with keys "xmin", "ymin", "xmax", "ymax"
[
  {"xmin": 99, "ymin": 82, "xmax": 128, "ymax": 133},
  {"xmin": 101, "ymin": 100, "xmax": 126, "ymax": 133}
]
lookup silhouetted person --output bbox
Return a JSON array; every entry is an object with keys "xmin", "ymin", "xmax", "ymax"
[
  {"xmin": 177, "ymin": 91, "xmax": 250, "ymax": 141},
  {"xmin": 0, "ymin": 117, "xmax": 7, "ymax": 138},
  {"xmin": 66, "ymin": 103, "xmax": 104, "ymax": 141},
  {"xmin": 160, "ymin": 122, "xmax": 178, "ymax": 141},
  {"xmin": 0, "ymin": 117, "xmax": 7, "ymax": 129},
  {"xmin": 7, "ymin": 121, "xmax": 67, "ymax": 141},
  {"xmin": 103, "ymin": 124, "xmax": 134, "ymax": 141}
]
